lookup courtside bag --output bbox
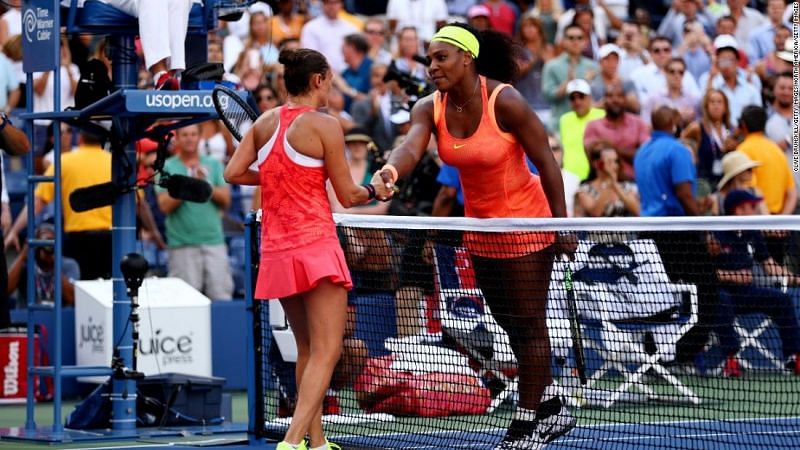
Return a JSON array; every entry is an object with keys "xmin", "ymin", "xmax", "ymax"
[
  {"xmin": 74, "ymin": 59, "xmax": 112, "ymax": 109},
  {"xmin": 354, "ymin": 355, "xmax": 491, "ymax": 416}
]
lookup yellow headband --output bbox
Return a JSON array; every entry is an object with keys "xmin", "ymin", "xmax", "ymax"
[{"xmin": 431, "ymin": 26, "xmax": 480, "ymax": 59}]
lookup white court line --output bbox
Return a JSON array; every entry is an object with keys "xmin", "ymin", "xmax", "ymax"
[
  {"xmin": 561, "ymin": 429, "xmax": 800, "ymax": 444},
  {"xmin": 577, "ymin": 415, "xmax": 800, "ymax": 429},
  {"xmin": 332, "ymin": 415, "xmax": 800, "ymax": 448},
  {"xmin": 392, "ymin": 428, "xmax": 800, "ymax": 449},
  {"xmin": 75, "ymin": 445, "xmax": 173, "ymax": 450}
]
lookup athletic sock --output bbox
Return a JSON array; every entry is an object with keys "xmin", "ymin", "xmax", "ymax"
[
  {"xmin": 541, "ymin": 383, "xmax": 561, "ymax": 401},
  {"xmin": 513, "ymin": 406, "xmax": 537, "ymax": 422},
  {"xmin": 309, "ymin": 445, "xmax": 326, "ymax": 450}
]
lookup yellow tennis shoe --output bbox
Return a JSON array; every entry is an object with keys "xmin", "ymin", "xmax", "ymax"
[{"xmin": 276, "ymin": 441, "xmax": 308, "ymax": 450}]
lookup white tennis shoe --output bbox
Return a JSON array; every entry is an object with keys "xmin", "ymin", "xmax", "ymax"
[{"xmin": 495, "ymin": 396, "xmax": 576, "ymax": 450}]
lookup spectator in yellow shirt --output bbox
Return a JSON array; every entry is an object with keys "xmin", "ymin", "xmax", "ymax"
[{"xmin": 736, "ymin": 105, "xmax": 796, "ymax": 215}]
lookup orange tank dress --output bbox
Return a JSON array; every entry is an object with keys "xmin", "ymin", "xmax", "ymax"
[
  {"xmin": 255, "ymin": 105, "xmax": 353, "ymax": 299},
  {"xmin": 435, "ymin": 76, "xmax": 554, "ymax": 258}
]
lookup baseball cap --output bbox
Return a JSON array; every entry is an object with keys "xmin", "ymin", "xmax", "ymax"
[
  {"xmin": 249, "ymin": 2, "xmax": 272, "ymax": 15},
  {"xmin": 723, "ymin": 189, "xmax": 763, "ymax": 215},
  {"xmin": 390, "ymin": 108, "xmax": 411, "ymax": 125},
  {"xmin": 467, "ymin": 5, "xmax": 491, "ymax": 19},
  {"xmin": 598, "ymin": 43, "xmax": 621, "ymax": 60},
  {"xmin": 713, "ymin": 34, "xmax": 739, "ymax": 53},
  {"xmin": 566, "ymin": 79, "xmax": 592, "ymax": 96}
]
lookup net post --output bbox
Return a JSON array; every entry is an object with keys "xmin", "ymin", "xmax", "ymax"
[{"xmin": 244, "ymin": 210, "xmax": 266, "ymax": 444}]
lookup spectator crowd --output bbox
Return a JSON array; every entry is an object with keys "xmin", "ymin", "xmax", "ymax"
[{"xmin": 0, "ymin": 0, "xmax": 799, "ymax": 378}]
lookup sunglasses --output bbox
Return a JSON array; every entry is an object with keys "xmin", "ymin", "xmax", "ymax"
[
  {"xmin": 569, "ymin": 93, "xmax": 587, "ymax": 101},
  {"xmin": 667, "ymin": 68, "xmax": 684, "ymax": 75},
  {"xmin": 39, "ymin": 246, "xmax": 55, "ymax": 255},
  {"xmin": 366, "ymin": 29, "xmax": 384, "ymax": 35}
]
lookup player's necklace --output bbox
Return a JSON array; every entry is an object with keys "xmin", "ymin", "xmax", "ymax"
[{"xmin": 450, "ymin": 78, "xmax": 479, "ymax": 113}]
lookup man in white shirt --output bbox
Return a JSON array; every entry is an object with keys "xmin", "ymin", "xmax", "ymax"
[
  {"xmin": 698, "ymin": 35, "xmax": 761, "ymax": 127},
  {"xmin": 556, "ymin": 0, "xmax": 623, "ymax": 43},
  {"xmin": 765, "ymin": 71, "xmax": 792, "ymax": 151},
  {"xmin": 386, "ymin": 0, "xmax": 449, "ymax": 45},
  {"xmin": 717, "ymin": 0, "xmax": 768, "ymax": 45},
  {"xmin": 300, "ymin": 0, "xmax": 358, "ymax": 74},
  {"xmin": 746, "ymin": 0, "xmax": 789, "ymax": 63},
  {"xmin": 616, "ymin": 21, "xmax": 649, "ymax": 82},
  {"xmin": 657, "ymin": 0, "xmax": 714, "ymax": 46},
  {"xmin": 630, "ymin": 36, "xmax": 700, "ymax": 105}
]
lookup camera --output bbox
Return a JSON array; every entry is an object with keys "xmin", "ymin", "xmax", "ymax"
[{"xmin": 383, "ymin": 61, "xmax": 435, "ymax": 104}]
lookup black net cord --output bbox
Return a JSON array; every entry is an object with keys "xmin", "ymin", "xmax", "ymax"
[{"xmin": 247, "ymin": 215, "xmax": 267, "ymax": 439}]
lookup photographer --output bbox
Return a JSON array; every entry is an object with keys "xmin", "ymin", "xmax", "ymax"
[
  {"xmin": 393, "ymin": 27, "xmax": 428, "ymax": 81},
  {"xmin": 616, "ymin": 21, "xmax": 649, "ymax": 83},
  {"xmin": 677, "ymin": 20, "xmax": 712, "ymax": 83}
]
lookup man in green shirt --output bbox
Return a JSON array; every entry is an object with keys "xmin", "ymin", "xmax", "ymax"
[
  {"xmin": 156, "ymin": 123, "xmax": 233, "ymax": 300},
  {"xmin": 542, "ymin": 24, "xmax": 599, "ymax": 131},
  {"xmin": 559, "ymin": 79, "xmax": 606, "ymax": 180}
]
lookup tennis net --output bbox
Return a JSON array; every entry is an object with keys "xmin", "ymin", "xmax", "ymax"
[{"xmin": 247, "ymin": 213, "xmax": 800, "ymax": 449}]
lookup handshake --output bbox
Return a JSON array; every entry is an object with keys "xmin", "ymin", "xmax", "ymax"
[{"xmin": 365, "ymin": 164, "xmax": 399, "ymax": 203}]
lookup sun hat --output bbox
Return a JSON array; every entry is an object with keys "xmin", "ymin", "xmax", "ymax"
[{"xmin": 717, "ymin": 151, "xmax": 760, "ymax": 190}]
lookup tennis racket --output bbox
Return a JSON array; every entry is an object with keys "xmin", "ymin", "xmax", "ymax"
[
  {"xmin": 212, "ymin": 85, "xmax": 260, "ymax": 142},
  {"xmin": 563, "ymin": 255, "xmax": 587, "ymax": 385}
]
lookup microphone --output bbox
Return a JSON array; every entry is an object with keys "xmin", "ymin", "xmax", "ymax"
[
  {"xmin": 159, "ymin": 174, "xmax": 213, "ymax": 203},
  {"xmin": 70, "ymin": 182, "xmax": 127, "ymax": 213}
]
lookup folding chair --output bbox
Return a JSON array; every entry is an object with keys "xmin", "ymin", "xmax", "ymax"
[
  {"xmin": 562, "ymin": 239, "xmax": 701, "ymax": 409},
  {"xmin": 731, "ymin": 275, "xmax": 788, "ymax": 371}
]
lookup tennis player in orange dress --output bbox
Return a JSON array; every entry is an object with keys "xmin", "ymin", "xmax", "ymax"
[
  {"xmin": 224, "ymin": 48, "xmax": 390, "ymax": 450},
  {"xmin": 380, "ymin": 24, "xmax": 578, "ymax": 450}
]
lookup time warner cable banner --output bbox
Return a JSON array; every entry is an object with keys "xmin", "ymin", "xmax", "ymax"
[
  {"xmin": 22, "ymin": 0, "xmax": 58, "ymax": 73},
  {"xmin": 75, "ymin": 278, "xmax": 212, "ymax": 383}
]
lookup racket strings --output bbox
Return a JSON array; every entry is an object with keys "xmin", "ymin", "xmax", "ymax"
[{"xmin": 221, "ymin": 100, "xmax": 254, "ymax": 140}]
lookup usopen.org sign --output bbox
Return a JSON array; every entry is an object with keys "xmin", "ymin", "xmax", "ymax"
[
  {"xmin": 22, "ymin": 0, "xmax": 58, "ymax": 73},
  {"xmin": 126, "ymin": 90, "xmax": 222, "ymax": 114}
]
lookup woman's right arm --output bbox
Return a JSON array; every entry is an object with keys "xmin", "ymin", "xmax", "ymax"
[{"xmin": 380, "ymin": 97, "xmax": 435, "ymax": 187}]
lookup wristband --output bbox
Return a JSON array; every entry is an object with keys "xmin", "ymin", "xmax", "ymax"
[
  {"xmin": 381, "ymin": 164, "xmax": 398, "ymax": 183},
  {"xmin": 363, "ymin": 183, "xmax": 376, "ymax": 200}
]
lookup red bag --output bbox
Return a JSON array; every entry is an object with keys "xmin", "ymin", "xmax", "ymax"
[
  {"xmin": 354, "ymin": 356, "xmax": 491, "ymax": 416},
  {"xmin": 0, "ymin": 331, "xmax": 39, "ymax": 403}
]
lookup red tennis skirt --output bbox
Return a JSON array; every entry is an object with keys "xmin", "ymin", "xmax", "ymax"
[{"xmin": 255, "ymin": 238, "xmax": 353, "ymax": 300}]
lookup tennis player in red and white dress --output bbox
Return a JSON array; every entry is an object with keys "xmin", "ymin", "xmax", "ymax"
[{"xmin": 225, "ymin": 48, "xmax": 390, "ymax": 450}]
